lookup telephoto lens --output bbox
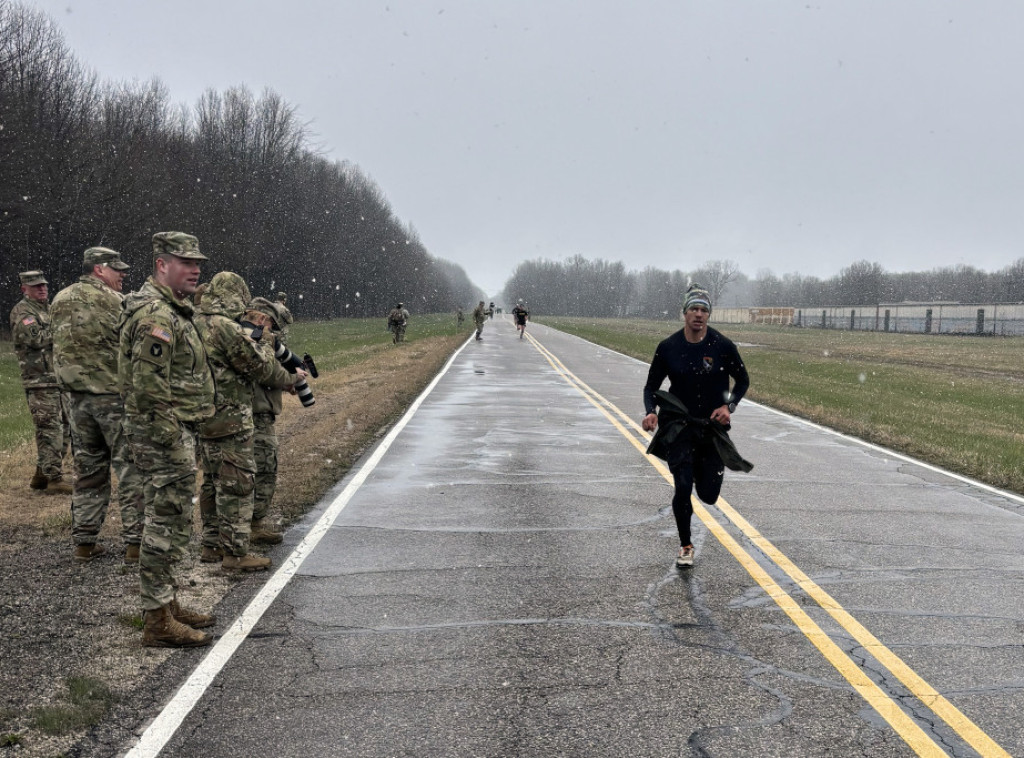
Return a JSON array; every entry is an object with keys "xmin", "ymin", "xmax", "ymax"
[
  {"xmin": 274, "ymin": 341, "xmax": 302, "ymax": 370},
  {"xmin": 293, "ymin": 377, "xmax": 315, "ymax": 407},
  {"xmin": 274, "ymin": 340, "xmax": 315, "ymax": 407}
]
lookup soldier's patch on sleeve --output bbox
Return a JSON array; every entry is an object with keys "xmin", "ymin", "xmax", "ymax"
[
  {"xmin": 150, "ymin": 326, "xmax": 172, "ymax": 343},
  {"xmin": 21, "ymin": 316, "xmax": 36, "ymax": 326},
  {"xmin": 139, "ymin": 324, "xmax": 173, "ymax": 367}
]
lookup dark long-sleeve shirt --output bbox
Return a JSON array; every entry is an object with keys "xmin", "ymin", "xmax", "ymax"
[{"xmin": 643, "ymin": 326, "xmax": 749, "ymax": 419}]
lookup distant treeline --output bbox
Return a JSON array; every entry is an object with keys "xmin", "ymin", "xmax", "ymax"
[
  {"xmin": 751, "ymin": 259, "xmax": 1024, "ymax": 307},
  {"xmin": 0, "ymin": 0, "xmax": 483, "ymax": 327},
  {"xmin": 503, "ymin": 257, "xmax": 1024, "ymax": 319}
]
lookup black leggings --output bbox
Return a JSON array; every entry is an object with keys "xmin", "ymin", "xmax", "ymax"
[{"xmin": 668, "ymin": 441, "xmax": 724, "ymax": 547}]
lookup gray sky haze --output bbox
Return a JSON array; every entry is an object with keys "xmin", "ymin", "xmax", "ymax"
[{"xmin": 26, "ymin": 0, "xmax": 1024, "ymax": 294}]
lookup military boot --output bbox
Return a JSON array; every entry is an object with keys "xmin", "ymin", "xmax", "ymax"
[
  {"xmin": 169, "ymin": 598, "xmax": 216, "ymax": 629},
  {"xmin": 30, "ymin": 467, "xmax": 48, "ymax": 490},
  {"xmin": 73, "ymin": 543, "xmax": 106, "ymax": 563},
  {"xmin": 250, "ymin": 519, "xmax": 283, "ymax": 545},
  {"xmin": 222, "ymin": 553, "xmax": 271, "ymax": 572},
  {"xmin": 200, "ymin": 545, "xmax": 224, "ymax": 563},
  {"xmin": 123, "ymin": 544, "xmax": 140, "ymax": 564},
  {"xmin": 142, "ymin": 605, "xmax": 211, "ymax": 648},
  {"xmin": 45, "ymin": 476, "xmax": 73, "ymax": 495}
]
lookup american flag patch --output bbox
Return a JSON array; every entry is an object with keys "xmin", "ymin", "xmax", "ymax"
[
  {"xmin": 21, "ymin": 316, "xmax": 37, "ymax": 326},
  {"xmin": 150, "ymin": 326, "xmax": 172, "ymax": 343}
]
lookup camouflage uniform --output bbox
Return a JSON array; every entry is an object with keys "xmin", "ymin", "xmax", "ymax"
[
  {"xmin": 472, "ymin": 301, "xmax": 487, "ymax": 340},
  {"xmin": 9, "ymin": 271, "xmax": 70, "ymax": 483},
  {"xmin": 120, "ymin": 235, "xmax": 214, "ymax": 612},
  {"xmin": 52, "ymin": 249, "xmax": 145, "ymax": 548},
  {"xmin": 387, "ymin": 303, "xmax": 410, "ymax": 343},
  {"xmin": 251, "ymin": 393, "xmax": 280, "ymax": 523},
  {"xmin": 247, "ymin": 297, "xmax": 290, "ymax": 525},
  {"xmin": 274, "ymin": 292, "xmax": 293, "ymax": 346},
  {"xmin": 195, "ymin": 274, "xmax": 293, "ymax": 559}
]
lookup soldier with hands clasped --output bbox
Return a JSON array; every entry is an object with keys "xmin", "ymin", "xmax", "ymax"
[{"xmin": 52, "ymin": 247, "xmax": 146, "ymax": 563}]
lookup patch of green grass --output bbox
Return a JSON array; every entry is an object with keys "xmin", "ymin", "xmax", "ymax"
[
  {"xmin": 0, "ymin": 343, "xmax": 32, "ymax": 450},
  {"xmin": 279, "ymin": 314, "xmax": 470, "ymax": 373},
  {"xmin": 0, "ymin": 733, "xmax": 23, "ymax": 747},
  {"xmin": 538, "ymin": 317, "xmax": 1024, "ymax": 494},
  {"xmin": 29, "ymin": 677, "xmax": 116, "ymax": 736},
  {"xmin": 0, "ymin": 314, "xmax": 473, "ymax": 455},
  {"xmin": 117, "ymin": 613, "xmax": 144, "ymax": 630}
]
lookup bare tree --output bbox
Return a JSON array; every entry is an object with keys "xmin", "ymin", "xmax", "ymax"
[{"xmin": 690, "ymin": 259, "xmax": 741, "ymax": 305}]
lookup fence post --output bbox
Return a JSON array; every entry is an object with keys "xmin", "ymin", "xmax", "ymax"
[
  {"xmin": 849, "ymin": 309, "xmax": 855, "ymax": 330},
  {"xmin": 925, "ymin": 308, "xmax": 933, "ymax": 333},
  {"xmin": 976, "ymin": 308, "xmax": 985, "ymax": 335},
  {"xmin": 821, "ymin": 310, "xmax": 827, "ymax": 329},
  {"xmin": 884, "ymin": 309, "xmax": 891, "ymax": 332}
]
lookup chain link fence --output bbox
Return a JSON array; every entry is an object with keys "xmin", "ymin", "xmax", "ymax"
[{"xmin": 712, "ymin": 303, "xmax": 1024, "ymax": 336}]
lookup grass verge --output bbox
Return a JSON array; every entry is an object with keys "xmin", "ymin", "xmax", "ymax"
[{"xmin": 29, "ymin": 677, "xmax": 116, "ymax": 736}]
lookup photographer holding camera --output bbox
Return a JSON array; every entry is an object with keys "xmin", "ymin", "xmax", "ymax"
[
  {"xmin": 194, "ymin": 273, "xmax": 306, "ymax": 571},
  {"xmin": 236, "ymin": 296, "xmax": 314, "ymax": 545}
]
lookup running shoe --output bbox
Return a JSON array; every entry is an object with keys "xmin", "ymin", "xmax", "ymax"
[{"xmin": 676, "ymin": 545, "xmax": 695, "ymax": 568}]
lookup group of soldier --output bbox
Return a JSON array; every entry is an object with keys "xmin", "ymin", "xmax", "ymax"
[{"xmin": 9, "ymin": 232, "xmax": 306, "ymax": 648}]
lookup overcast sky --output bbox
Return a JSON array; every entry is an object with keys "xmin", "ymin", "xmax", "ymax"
[{"xmin": 26, "ymin": 0, "xmax": 1024, "ymax": 294}]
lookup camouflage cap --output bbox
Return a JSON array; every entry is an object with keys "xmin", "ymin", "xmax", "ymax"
[
  {"xmin": 83, "ymin": 246, "xmax": 130, "ymax": 270},
  {"xmin": 19, "ymin": 270, "xmax": 47, "ymax": 286},
  {"xmin": 152, "ymin": 231, "xmax": 208, "ymax": 261},
  {"xmin": 247, "ymin": 296, "xmax": 287, "ymax": 329}
]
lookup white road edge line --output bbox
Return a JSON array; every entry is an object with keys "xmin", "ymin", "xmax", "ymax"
[
  {"xmin": 546, "ymin": 324, "xmax": 1024, "ymax": 508},
  {"xmin": 123, "ymin": 334, "xmax": 475, "ymax": 758}
]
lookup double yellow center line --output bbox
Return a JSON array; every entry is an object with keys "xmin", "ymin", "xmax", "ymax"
[{"xmin": 526, "ymin": 331, "xmax": 1009, "ymax": 758}]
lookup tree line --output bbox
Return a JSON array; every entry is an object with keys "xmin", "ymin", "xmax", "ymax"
[
  {"xmin": 0, "ymin": 0, "xmax": 483, "ymax": 331},
  {"xmin": 751, "ymin": 259, "xmax": 1024, "ymax": 308},
  {"xmin": 502, "ymin": 257, "xmax": 748, "ymax": 319},
  {"xmin": 503, "ymin": 256, "xmax": 1024, "ymax": 319}
]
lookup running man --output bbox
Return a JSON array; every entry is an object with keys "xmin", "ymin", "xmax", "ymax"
[
  {"xmin": 642, "ymin": 284, "xmax": 750, "ymax": 568},
  {"xmin": 511, "ymin": 299, "xmax": 529, "ymax": 339}
]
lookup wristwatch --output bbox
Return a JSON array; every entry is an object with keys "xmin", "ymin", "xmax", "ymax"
[{"xmin": 727, "ymin": 402, "xmax": 737, "ymax": 413}]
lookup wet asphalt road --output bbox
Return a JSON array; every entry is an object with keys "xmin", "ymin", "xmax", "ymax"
[{"xmin": 132, "ymin": 318, "xmax": 1024, "ymax": 758}]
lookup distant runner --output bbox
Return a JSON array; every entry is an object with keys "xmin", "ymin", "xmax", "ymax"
[
  {"xmin": 511, "ymin": 299, "xmax": 529, "ymax": 339},
  {"xmin": 642, "ymin": 284, "xmax": 751, "ymax": 568}
]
